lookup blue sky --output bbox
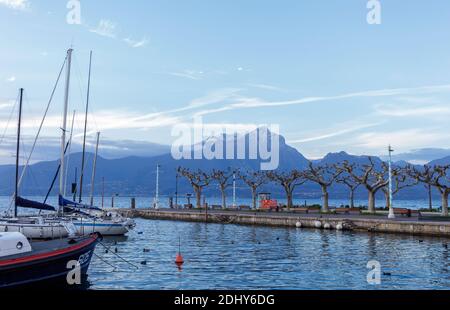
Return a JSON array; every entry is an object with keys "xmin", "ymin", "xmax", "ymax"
[{"xmin": 1, "ymin": 0, "xmax": 450, "ymax": 163}]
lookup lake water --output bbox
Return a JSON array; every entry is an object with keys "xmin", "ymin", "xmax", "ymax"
[{"xmin": 1, "ymin": 197, "xmax": 449, "ymax": 290}]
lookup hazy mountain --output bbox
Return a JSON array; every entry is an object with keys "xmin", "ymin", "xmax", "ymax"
[
  {"xmin": 381, "ymin": 148, "xmax": 450, "ymax": 165},
  {"xmin": 0, "ymin": 136, "xmax": 171, "ymax": 165}
]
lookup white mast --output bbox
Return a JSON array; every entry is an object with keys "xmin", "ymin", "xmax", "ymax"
[
  {"xmin": 59, "ymin": 48, "xmax": 73, "ymax": 212},
  {"xmin": 64, "ymin": 110, "xmax": 76, "ymax": 197},
  {"xmin": 388, "ymin": 145, "xmax": 395, "ymax": 219},
  {"xmin": 154, "ymin": 164, "xmax": 160, "ymax": 209},
  {"xmin": 89, "ymin": 132, "xmax": 100, "ymax": 207}
]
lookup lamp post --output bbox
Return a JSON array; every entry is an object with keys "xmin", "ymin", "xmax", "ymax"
[
  {"xmin": 175, "ymin": 172, "xmax": 179, "ymax": 209},
  {"xmin": 388, "ymin": 145, "xmax": 395, "ymax": 219},
  {"xmin": 154, "ymin": 164, "xmax": 160, "ymax": 209},
  {"xmin": 232, "ymin": 171, "xmax": 237, "ymax": 208}
]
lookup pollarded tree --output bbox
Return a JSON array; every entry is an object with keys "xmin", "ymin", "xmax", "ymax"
[
  {"xmin": 342, "ymin": 158, "xmax": 389, "ymax": 214},
  {"xmin": 304, "ymin": 162, "xmax": 343, "ymax": 213},
  {"xmin": 266, "ymin": 170, "xmax": 306, "ymax": 210},
  {"xmin": 178, "ymin": 167, "xmax": 211, "ymax": 209},
  {"xmin": 210, "ymin": 168, "xmax": 234, "ymax": 209},
  {"xmin": 336, "ymin": 163, "xmax": 360, "ymax": 208},
  {"xmin": 239, "ymin": 170, "xmax": 268, "ymax": 210},
  {"xmin": 408, "ymin": 165, "xmax": 436, "ymax": 211},
  {"xmin": 410, "ymin": 164, "xmax": 450, "ymax": 216},
  {"xmin": 381, "ymin": 166, "xmax": 417, "ymax": 209}
]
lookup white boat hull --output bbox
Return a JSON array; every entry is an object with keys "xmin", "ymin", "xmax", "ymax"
[
  {"xmin": 73, "ymin": 220, "xmax": 130, "ymax": 236},
  {"xmin": 0, "ymin": 223, "xmax": 69, "ymax": 239}
]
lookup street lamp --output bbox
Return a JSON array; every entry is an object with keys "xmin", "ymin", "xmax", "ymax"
[
  {"xmin": 388, "ymin": 145, "xmax": 395, "ymax": 219},
  {"xmin": 232, "ymin": 171, "xmax": 237, "ymax": 208},
  {"xmin": 175, "ymin": 171, "xmax": 179, "ymax": 209},
  {"xmin": 154, "ymin": 164, "xmax": 160, "ymax": 209}
]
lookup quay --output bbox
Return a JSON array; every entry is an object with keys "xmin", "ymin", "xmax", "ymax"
[{"xmin": 116, "ymin": 208, "xmax": 450, "ymax": 238}]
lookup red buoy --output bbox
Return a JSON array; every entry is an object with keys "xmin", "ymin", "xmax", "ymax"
[
  {"xmin": 175, "ymin": 253, "xmax": 184, "ymax": 265},
  {"xmin": 175, "ymin": 237, "xmax": 184, "ymax": 266}
]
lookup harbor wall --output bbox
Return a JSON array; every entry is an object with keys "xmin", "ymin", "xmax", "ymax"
[{"xmin": 117, "ymin": 209, "xmax": 450, "ymax": 238}]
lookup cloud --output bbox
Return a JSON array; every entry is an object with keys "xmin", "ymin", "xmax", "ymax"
[
  {"xmin": 173, "ymin": 83, "xmax": 450, "ymax": 120},
  {"xmin": 5, "ymin": 76, "xmax": 16, "ymax": 82},
  {"xmin": 124, "ymin": 37, "xmax": 149, "ymax": 48},
  {"xmin": 90, "ymin": 19, "xmax": 116, "ymax": 38},
  {"xmin": 0, "ymin": 100, "xmax": 14, "ymax": 110},
  {"xmin": 289, "ymin": 122, "xmax": 383, "ymax": 144},
  {"xmin": 248, "ymin": 83, "xmax": 283, "ymax": 91},
  {"xmin": 375, "ymin": 104, "xmax": 450, "ymax": 117},
  {"xmin": 353, "ymin": 129, "xmax": 450, "ymax": 152},
  {"xmin": 169, "ymin": 70, "xmax": 204, "ymax": 80},
  {"xmin": 0, "ymin": 0, "xmax": 29, "ymax": 10}
]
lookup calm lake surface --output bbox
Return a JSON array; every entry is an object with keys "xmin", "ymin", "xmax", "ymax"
[{"xmin": 1, "ymin": 197, "xmax": 449, "ymax": 290}]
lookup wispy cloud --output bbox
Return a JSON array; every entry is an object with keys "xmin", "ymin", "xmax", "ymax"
[
  {"xmin": 0, "ymin": 100, "xmax": 14, "ymax": 110},
  {"xmin": 169, "ymin": 70, "xmax": 204, "ymax": 80},
  {"xmin": 0, "ymin": 0, "xmax": 29, "ymax": 10},
  {"xmin": 354, "ymin": 129, "xmax": 450, "ymax": 151},
  {"xmin": 289, "ymin": 122, "xmax": 383, "ymax": 144},
  {"xmin": 90, "ymin": 19, "xmax": 116, "ymax": 38},
  {"xmin": 186, "ymin": 83, "xmax": 450, "ymax": 118},
  {"xmin": 247, "ymin": 83, "xmax": 283, "ymax": 91},
  {"xmin": 375, "ymin": 103, "xmax": 450, "ymax": 117},
  {"xmin": 5, "ymin": 76, "xmax": 16, "ymax": 82},
  {"xmin": 124, "ymin": 37, "xmax": 149, "ymax": 48}
]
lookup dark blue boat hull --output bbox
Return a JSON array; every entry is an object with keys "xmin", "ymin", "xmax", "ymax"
[{"xmin": 0, "ymin": 236, "xmax": 98, "ymax": 289}]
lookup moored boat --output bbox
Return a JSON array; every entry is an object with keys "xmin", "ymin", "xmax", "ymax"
[
  {"xmin": 0, "ymin": 86, "xmax": 75, "ymax": 240},
  {"xmin": 0, "ymin": 231, "xmax": 99, "ymax": 288}
]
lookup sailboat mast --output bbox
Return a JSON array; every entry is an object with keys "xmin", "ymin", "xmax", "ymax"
[
  {"xmin": 64, "ymin": 110, "xmax": 76, "ymax": 196},
  {"xmin": 79, "ymin": 50, "xmax": 93, "ymax": 203},
  {"xmin": 59, "ymin": 48, "xmax": 73, "ymax": 213},
  {"xmin": 89, "ymin": 132, "xmax": 100, "ymax": 207},
  {"xmin": 14, "ymin": 88, "xmax": 24, "ymax": 218}
]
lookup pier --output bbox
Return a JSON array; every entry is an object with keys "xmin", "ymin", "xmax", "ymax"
[{"xmin": 116, "ymin": 208, "xmax": 450, "ymax": 238}]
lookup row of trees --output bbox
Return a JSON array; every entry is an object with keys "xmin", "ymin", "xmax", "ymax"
[{"xmin": 177, "ymin": 159, "xmax": 450, "ymax": 216}]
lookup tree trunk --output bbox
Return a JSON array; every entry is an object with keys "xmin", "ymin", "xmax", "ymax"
[
  {"xmin": 442, "ymin": 191, "xmax": 449, "ymax": 217},
  {"xmin": 251, "ymin": 187, "xmax": 257, "ymax": 210},
  {"xmin": 286, "ymin": 188, "xmax": 293, "ymax": 210},
  {"xmin": 384, "ymin": 190, "xmax": 390, "ymax": 209},
  {"xmin": 195, "ymin": 186, "xmax": 202, "ymax": 209},
  {"xmin": 368, "ymin": 191, "xmax": 376, "ymax": 214},
  {"xmin": 321, "ymin": 186, "xmax": 329, "ymax": 213},
  {"xmin": 221, "ymin": 186, "xmax": 227, "ymax": 209},
  {"xmin": 427, "ymin": 184, "xmax": 433, "ymax": 211},
  {"xmin": 350, "ymin": 189, "xmax": 355, "ymax": 208}
]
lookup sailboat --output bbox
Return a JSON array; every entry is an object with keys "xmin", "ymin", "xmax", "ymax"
[
  {"xmin": 0, "ymin": 87, "xmax": 76, "ymax": 240},
  {"xmin": 56, "ymin": 51, "xmax": 135, "ymax": 236}
]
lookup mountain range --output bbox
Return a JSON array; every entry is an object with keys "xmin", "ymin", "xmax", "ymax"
[{"xmin": 0, "ymin": 131, "xmax": 449, "ymax": 203}]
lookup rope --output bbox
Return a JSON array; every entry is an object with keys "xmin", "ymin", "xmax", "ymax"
[
  {"xmin": 97, "ymin": 240, "xmax": 140, "ymax": 270},
  {"xmin": 0, "ymin": 94, "xmax": 18, "ymax": 146},
  {"xmin": 7, "ymin": 56, "xmax": 68, "ymax": 213},
  {"xmin": 93, "ymin": 252, "xmax": 119, "ymax": 272}
]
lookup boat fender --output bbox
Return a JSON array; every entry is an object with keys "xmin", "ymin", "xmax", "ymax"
[
  {"xmin": 336, "ymin": 223, "xmax": 344, "ymax": 231},
  {"xmin": 324, "ymin": 223, "xmax": 331, "ymax": 229},
  {"xmin": 295, "ymin": 222, "xmax": 302, "ymax": 228},
  {"xmin": 314, "ymin": 221, "xmax": 322, "ymax": 229}
]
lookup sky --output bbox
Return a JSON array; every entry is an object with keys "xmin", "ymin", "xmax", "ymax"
[{"xmin": 1, "ymin": 0, "xmax": 450, "ymax": 164}]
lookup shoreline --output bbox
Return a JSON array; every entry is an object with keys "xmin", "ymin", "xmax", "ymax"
[{"xmin": 116, "ymin": 209, "xmax": 450, "ymax": 238}]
